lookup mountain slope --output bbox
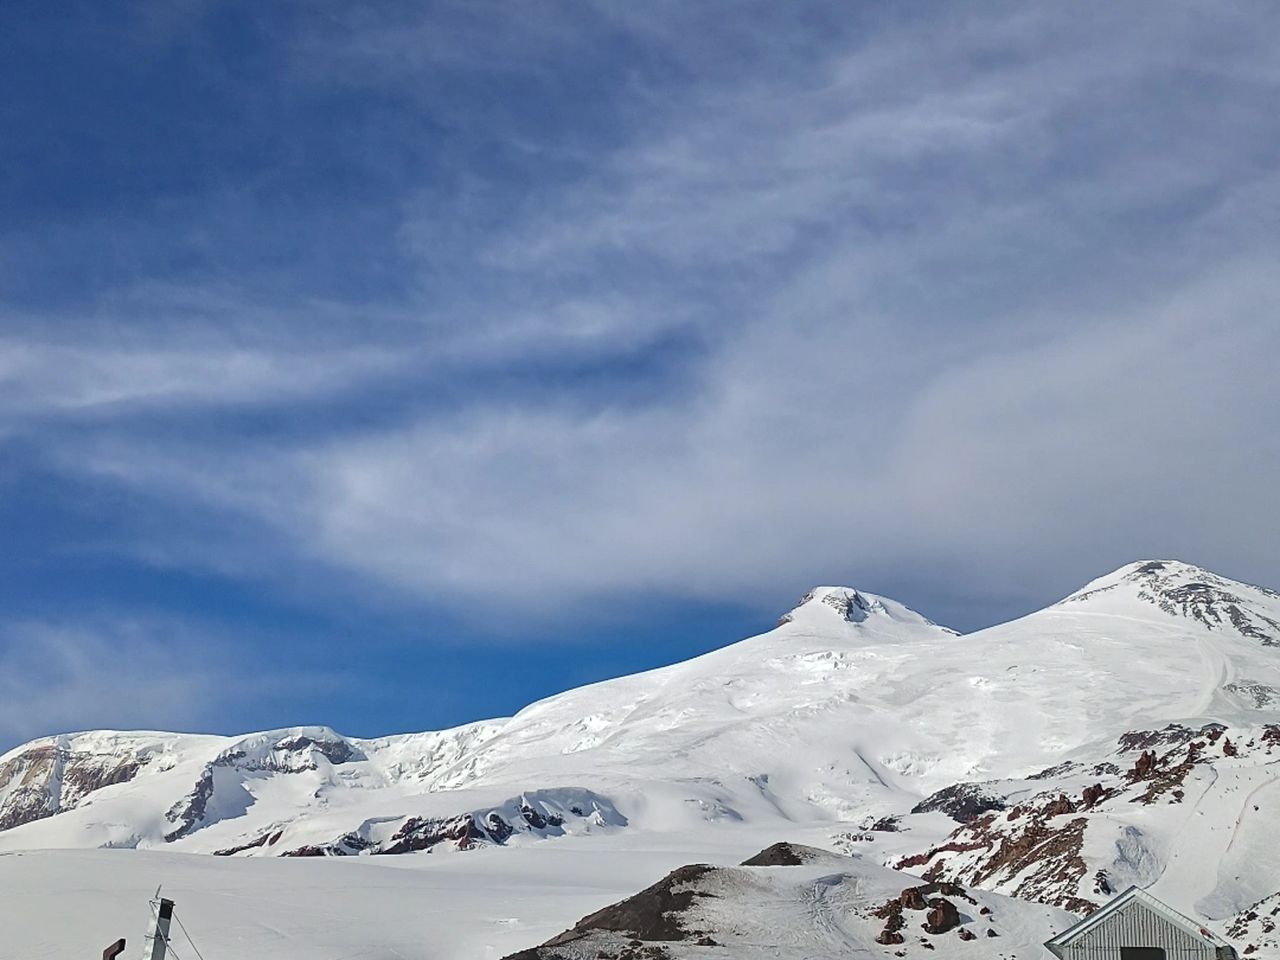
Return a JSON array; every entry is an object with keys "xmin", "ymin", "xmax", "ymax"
[
  {"xmin": 4, "ymin": 563, "xmax": 1279, "ymax": 857},
  {"xmin": 503, "ymin": 843, "xmax": 1076, "ymax": 960},
  {"xmin": 1, "ymin": 560, "xmax": 1277, "ymax": 955}
]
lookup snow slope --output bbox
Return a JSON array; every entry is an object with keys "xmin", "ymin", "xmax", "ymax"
[
  {"xmin": 505, "ymin": 843, "xmax": 1076, "ymax": 960},
  {"xmin": 2, "ymin": 560, "xmax": 1278, "ymax": 956}
]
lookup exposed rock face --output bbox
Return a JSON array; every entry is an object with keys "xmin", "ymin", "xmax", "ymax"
[
  {"xmin": 546, "ymin": 863, "xmax": 716, "ymax": 949},
  {"xmin": 911, "ymin": 782, "xmax": 1006, "ymax": 822},
  {"xmin": 924, "ymin": 898, "xmax": 960, "ymax": 934},
  {"xmin": 1225, "ymin": 681, "xmax": 1279, "ymax": 708},
  {"xmin": 212, "ymin": 829, "xmax": 284, "ymax": 856},
  {"xmin": 380, "ymin": 813, "xmax": 487, "ymax": 855},
  {"xmin": 899, "ymin": 887, "xmax": 928, "ymax": 910},
  {"xmin": 165, "ymin": 729, "xmax": 363, "ymax": 841},
  {"xmin": 279, "ymin": 832, "xmax": 374, "ymax": 858},
  {"xmin": 491, "ymin": 842, "xmax": 1071, "ymax": 958},
  {"xmin": 273, "ymin": 735, "xmax": 359, "ymax": 766},
  {"xmin": 1062, "ymin": 560, "xmax": 1280, "ymax": 645},
  {"xmin": 164, "ymin": 765, "xmax": 216, "ymax": 842},
  {"xmin": 874, "ymin": 881, "xmax": 976, "ymax": 945},
  {"xmin": 740, "ymin": 842, "xmax": 819, "ymax": 866},
  {"xmin": 899, "ymin": 812, "xmax": 1094, "ymax": 915},
  {"xmin": 1081, "ymin": 783, "xmax": 1107, "ymax": 807},
  {"xmin": 897, "ymin": 721, "xmax": 1280, "ymax": 915},
  {"xmin": 1118, "ymin": 722, "xmax": 1223, "ymax": 752},
  {"xmin": 519, "ymin": 801, "xmax": 564, "ymax": 831},
  {"xmin": 779, "ymin": 588, "xmax": 883, "ymax": 625},
  {"xmin": 240, "ymin": 792, "xmax": 623, "ymax": 859},
  {"xmin": 873, "ymin": 899, "xmax": 908, "ymax": 944},
  {"xmin": 1131, "ymin": 750, "xmax": 1158, "ymax": 780},
  {"xmin": 0, "ymin": 738, "xmax": 150, "ymax": 832}
]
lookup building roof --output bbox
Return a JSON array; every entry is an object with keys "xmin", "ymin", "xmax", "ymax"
[{"xmin": 1044, "ymin": 886, "xmax": 1229, "ymax": 956}]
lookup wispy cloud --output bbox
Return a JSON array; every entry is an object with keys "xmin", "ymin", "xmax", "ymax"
[
  {"xmin": 4, "ymin": 1, "xmax": 1280, "ymax": 639},
  {"xmin": 0, "ymin": 618, "xmax": 226, "ymax": 749}
]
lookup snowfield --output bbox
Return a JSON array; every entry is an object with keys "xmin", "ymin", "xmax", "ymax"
[{"xmin": 2, "ymin": 560, "xmax": 1278, "ymax": 957}]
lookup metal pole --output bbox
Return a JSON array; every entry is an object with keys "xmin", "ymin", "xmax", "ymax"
[
  {"xmin": 103, "ymin": 938, "xmax": 126, "ymax": 960},
  {"xmin": 147, "ymin": 899, "xmax": 175, "ymax": 960}
]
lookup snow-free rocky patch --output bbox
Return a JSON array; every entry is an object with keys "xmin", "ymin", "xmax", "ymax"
[{"xmin": 500, "ymin": 843, "xmax": 1075, "ymax": 959}]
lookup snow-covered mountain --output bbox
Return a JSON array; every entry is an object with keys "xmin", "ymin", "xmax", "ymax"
[{"xmin": 3, "ymin": 559, "xmax": 1279, "ymax": 958}]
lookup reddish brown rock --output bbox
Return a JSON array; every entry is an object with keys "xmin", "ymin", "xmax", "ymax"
[
  {"xmin": 924, "ymin": 898, "xmax": 961, "ymax": 934},
  {"xmin": 900, "ymin": 888, "xmax": 928, "ymax": 910},
  {"xmin": 1131, "ymin": 750, "xmax": 1158, "ymax": 781},
  {"xmin": 1042, "ymin": 795, "xmax": 1077, "ymax": 817}
]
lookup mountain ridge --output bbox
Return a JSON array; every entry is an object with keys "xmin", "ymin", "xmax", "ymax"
[{"xmin": 1, "ymin": 559, "xmax": 1278, "ymax": 955}]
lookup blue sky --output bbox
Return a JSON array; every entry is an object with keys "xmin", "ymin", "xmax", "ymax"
[{"xmin": 3, "ymin": 1, "xmax": 1279, "ymax": 751}]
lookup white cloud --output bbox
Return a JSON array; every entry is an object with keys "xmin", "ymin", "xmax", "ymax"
[
  {"xmin": 0, "ymin": 619, "xmax": 222, "ymax": 750},
  {"xmin": 8, "ymin": 2, "xmax": 1280, "ymax": 628}
]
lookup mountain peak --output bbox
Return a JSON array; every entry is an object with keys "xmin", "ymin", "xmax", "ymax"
[
  {"xmin": 1059, "ymin": 559, "xmax": 1280, "ymax": 645},
  {"xmin": 778, "ymin": 586, "xmax": 955, "ymax": 633}
]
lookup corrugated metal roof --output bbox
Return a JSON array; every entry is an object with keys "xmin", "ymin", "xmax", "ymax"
[{"xmin": 1045, "ymin": 886, "xmax": 1228, "ymax": 954}]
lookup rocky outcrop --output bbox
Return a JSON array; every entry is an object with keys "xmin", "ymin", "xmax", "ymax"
[
  {"xmin": 380, "ymin": 813, "xmax": 488, "ymax": 855},
  {"xmin": 1081, "ymin": 783, "xmax": 1108, "ymax": 807},
  {"xmin": 165, "ymin": 729, "xmax": 362, "ymax": 841},
  {"xmin": 1063, "ymin": 561, "xmax": 1280, "ymax": 645},
  {"xmin": 280, "ymin": 832, "xmax": 374, "ymax": 857},
  {"xmin": 897, "ymin": 721, "xmax": 1280, "ymax": 915},
  {"xmin": 164, "ymin": 765, "xmax": 216, "ymax": 842},
  {"xmin": 911, "ymin": 782, "xmax": 1006, "ymax": 823},
  {"xmin": 874, "ymin": 881, "xmax": 976, "ymax": 945},
  {"xmin": 536, "ymin": 863, "xmax": 716, "ymax": 951},
  {"xmin": 924, "ymin": 897, "xmax": 961, "ymax": 934},
  {"xmin": 1228, "ymin": 891, "xmax": 1280, "ymax": 957},
  {"xmin": 740, "ymin": 841, "xmax": 821, "ymax": 866},
  {"xmin": 0, "ymin": 738, "xmax": 150, "ymax": 833},
  {"xmin": 242, "ymin": 791, "xmax": 624, "ymax": 860}
]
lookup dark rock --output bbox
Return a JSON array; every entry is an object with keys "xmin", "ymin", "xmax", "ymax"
[
  {"xmin": 1042, "ymin": 795, "xmax": 1077, "ymax": 817},
  {"xmin": 900, "ymin": 888, "xmax": 928, "ymax": 910},
  {"xmin": 380, "ymin": 813, "xmax": 483, "ymax": 855},
  {"xmin": 1131, "ymin": 750, "xmax": 1158, "ymax": 781},
  {"xmin": 740, "ymin": 842, "xmax": 819, "ymax": 866},
  {"xmin": 912, "ymin": 782, "xmax": 1007, "ymax": 823},
  {"xmin": 486, "ymin": 812, "xmax": 514, "ymax": 842},
  {"xmin": 275, "ymin": 735, "xmax": 359, "ymax": 765},
  {"xmin": 541, "ymin": 864, "xmax": 717, "ymax": 945},
  {"xmin": 164, "ymin": 765, "xmax": 216, "ymax": 841},
  {"xmin": 923, "ymin": 898, "xmax": 961, "ymax": 934},
  {"xmin": 1082, "ymin": 783, "xmax": 1107, "ymax": 807}
]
